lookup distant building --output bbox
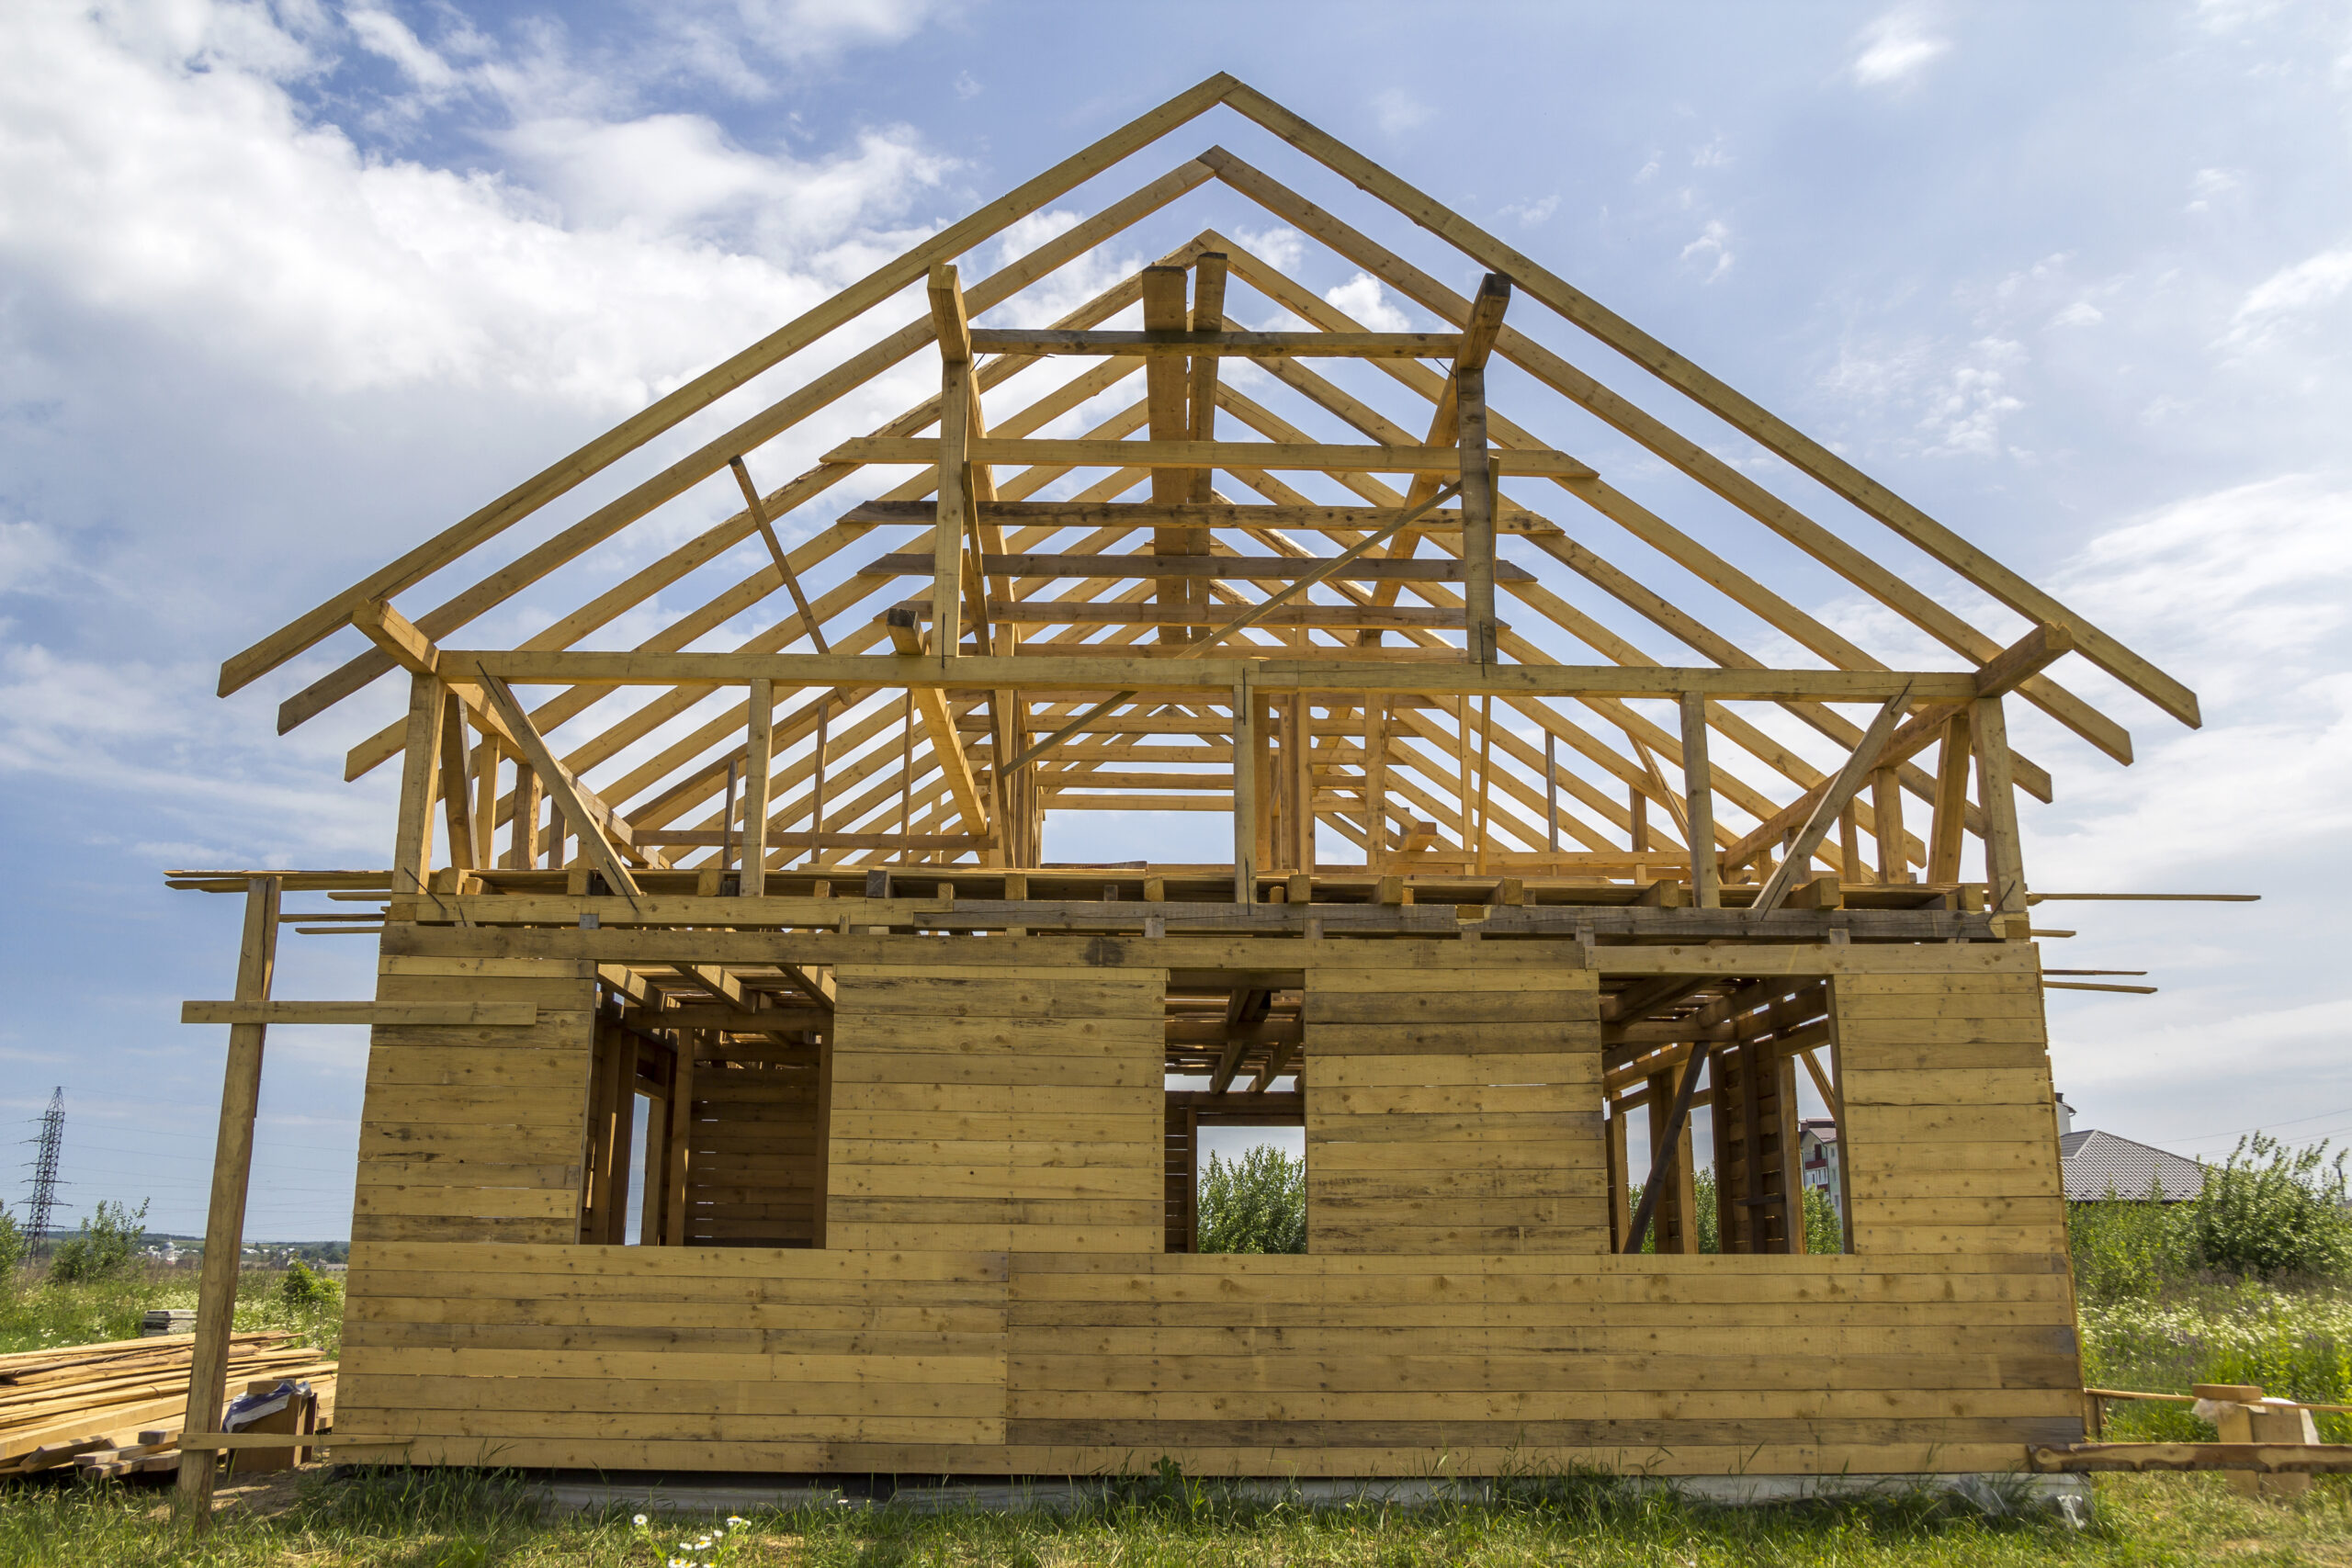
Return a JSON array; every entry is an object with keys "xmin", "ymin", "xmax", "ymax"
[
  {"xmin": 1799, "ymin": 1119, "xmax": 1842, "ymax": 1218},
  {"xmin": 2060, "ymin": 1128, "xmax": 2206, "ymax": 1202}
]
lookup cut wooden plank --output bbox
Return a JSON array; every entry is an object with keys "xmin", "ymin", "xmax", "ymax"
[
  {"xmin": 828, "ymin": 437, "xmax": 1596, "ymax": 479},
  {"xmin": 182, "ymin": 1001, "xmax": 537, "ymax": 1027}
]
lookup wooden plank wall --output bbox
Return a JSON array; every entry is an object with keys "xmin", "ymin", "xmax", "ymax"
[
  {"xmin": 1305, "ymin": 961, "xmax": 1605, "ymax": 1253},
  {"xmin": 684, "ymin": 1040, "xmax": 823, "ymax": 1247},
  {"xmin": 1834, "ymin": 967, "xmax": 2070, "ymax": 1257},
  {"xmin": 351, "ymin": 955, "xmax": 596, "ymax": 1245},
  {"xmin": 334, "ymin": 936, "xmax": 2084, "ymax": 1476},
  {"xmin": 824, "ymin": 965, "xmax": 1164, "ymax": 1252}
]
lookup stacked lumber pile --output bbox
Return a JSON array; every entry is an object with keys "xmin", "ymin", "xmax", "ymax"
[{"xmin": 0, "ymin": 1331, "xmax": 337, "ymax": 1479}]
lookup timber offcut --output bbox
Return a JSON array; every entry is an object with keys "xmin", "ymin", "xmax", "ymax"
[{"xmin": 165, "ymin": 73, "xmax": 2202, "ymax": 1490}]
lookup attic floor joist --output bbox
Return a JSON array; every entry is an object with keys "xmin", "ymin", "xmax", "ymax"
[{"xmin": 212, "ymin": 75, "xmax": 2194, "ymax": 903}]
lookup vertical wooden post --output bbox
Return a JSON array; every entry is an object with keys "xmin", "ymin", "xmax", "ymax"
[
  {"xmin": 1838, "ymin": 798, "xmax": 1862, "ymax": 885},
  {"xmin": 1871, "ymin": 766, "xmax": 1907, "ymax": 884},
  {"xmin": 1973, "ymin": 694, "xmax": 2028, "ymax": 919},
  {"xmin": 1232, "ymin": 676, "xmax": 1258, "ymax": 905},
  {"xmin": 1289, "ymin": 696, "xmax": 1313, "ymax": 872},
  {"xmin": 1365, "ymin": 698, "xmax": 1387, "ymax": 868},
  {"xmin": 175, "ymin": 875, "xmax": 281, "ymax": 1519},
  {"xmin": 662, "ymin": 1032, "xmax": 700, "ymax": 1246},
  {"xmin": 391, "ymin": 673, "xmax": 445, "ymax": 894},
  {"xmin": 1547, "ymin": 730, "xmax": 1561, "ymax": 855},
  {"xmin": 1606, "ymin": 1109, "xmax": 1629, "ymax": 1254},
  {"xmin": 470, "ymin": 736, "xmax": 500, "ymax": 872},
  {"xmin": 810, "ymin": 699, "xmax": 831, "ymax": 867},
  {"xmin": 1778, "ymin": 1052, "xmax": 1807, "ymax": 1256},
  {"xmin": 740, "ymin": 680, "xmax": 773, "ymax": 897},
  {"xmin": 436, "ymin": 694, "xmax": 475, "ymax": 872},
  {"xmin": 934, "ymin": 363, "xmax": 968, "ymax": 663},
  {"xmin": 1928, "ymin": 709, "xmax": 1973, "ymax": 884},
  {"xmin": 811, "ymin": 1026, "xmax": 834, "ymax": 1249},
  {"xmin": 1678, "ymin": 693, "xmax": 1720, "ymax": 908},
  {"xmin": 1454, "ymin": 696, "xmax": 1473, "ymax": 862},
  {"xmin": 1475, "ymin": 694, "xmax": 1494, "ymax": 875},
  {"xmin": 509, "ymin": 765, "xmax": 542, "ymax": 869},
  {"xmin": 638, "ymin": 1043, "xmax": 672, "ymax": 1247},
  {"xmin": 1141, "ymin": 264, "xmax": 1193, "ymax": 642},
  {"xmin": 1458, "ymin": 366, "xmax": 1497, "ymax": 666}
]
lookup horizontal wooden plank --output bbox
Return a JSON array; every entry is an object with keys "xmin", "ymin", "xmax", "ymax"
[{"xmin": 185, "ymin": 1000, "xmax": 537, "ymax": 1026}]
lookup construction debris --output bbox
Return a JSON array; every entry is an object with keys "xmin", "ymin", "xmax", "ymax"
[{"xmin": 0, "ymin": 1331, "xmax": 336, "ymax": 1480}]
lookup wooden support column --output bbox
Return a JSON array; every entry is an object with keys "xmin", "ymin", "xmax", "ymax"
[
  {"xmin": 1778, "ymin": 1052, "xmax": 1808, "ymax": 1256},
  {"xmin": 1232, "ymin": 675, "xmax": 1258, "ymax": 904},
  {"xmin": 470, "ymin": 736, "xmax": 500, "ymax": 872},
  {"xmin": 175, "ymin": 874, "xmax": 281, "ymax": 1520},
  {"xmin": 1679, "ymin": 693, "xmax": 1720, "ymax": 908},
  {"xmin": 509, "ymin": 765, "xmax": 541, "ymax": 869},
  {"xmin": 436, "ymin": 692, "xmax": 475, "ymax": 873},
  {"xmin": 1475, "ymin": 694, "xmax": 1494, "ymax": 874},
  {"xmin": 662, "ymin": 1032, "xmax": 701, "ymax": 1246},
  {"xmin": 1364, "ymin": 698, "xmax": 1387, "ymax": 866},
  {"xmin": 1871, "ymin": 766, "xmax": 1908, "ymax": 884},
  {"xmin": 1645, "ymin": 1067, "xmax": 1699, "ymax": 1254},
  {"xmin": 1606, "ymin": 1110, "xmax": 1630, "ymax": 1253},
  {"xmin": 1185, "ymin": 254, "xmax": 1229, "ymax": 637},
  {"xmin": 930, "ymin": 264, "xmax": 970, "ymax": 664},
  {"xmin": 1458, "ymin": 364, "xmax": 1498, "ymax": 665},
  {"xmin": 740, "ymin": 679, "xmax": 773, "ymax": 896},
  {"xmin": 1287, "ymin": 695, "xmax": 1312, "ymax": 872},
  {"xmin": 1143, "ymin": 264, "xmax": 1193, "ymax": 643},
  {"xmin": 1973, "ymin": 693, "xmax": 2028, "ymax": 918},
  {"xmin": 391, "ymin": 673, "xmax": 446, "ymax": 895},
  {"xmin": 1928, "ymin": 707, "xmax": 1973, "ymax": 883},
  {"xmin": 638, "ymin": 1041, "xmax": 673, "ymax": 1247}
]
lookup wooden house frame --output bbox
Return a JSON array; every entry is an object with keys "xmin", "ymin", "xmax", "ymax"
[{"xmin": 164, "ymin": 73, "xmax": 2198, "ymax": 1493}]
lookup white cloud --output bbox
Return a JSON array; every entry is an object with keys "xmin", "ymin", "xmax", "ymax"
[
  {"xmin": 1850, "ymin": 6, "xmax": 1951, "ymax": 87},
  {"xmin": 2050, "ymin": 300, "xmax": 2104, "ymax": 327},
  {"xmin": 1372, "ymin": 88, "xmax": 1429, "ymax": 136},
  {"xmin": 0, "ymin": 1, "xmax": 952, "ymax": 408},
  {"xmin": 2187, "ymin": 166, "xmax": 2240, "ymax": 213},
  {"xmin": 953, "ymin": 69, "xmax": 980, "ymax": 99},
  {"xmin": 1322, "ymin": 272, "xmax": 1409, "ymax": 332},
  {"xmin": 2226, "ymin": 245, "xmax": 2352, "ymax": 345},
  {"xmin": 1679, "ymin": 219, "xmax": 1733, "ymax": 283},
  {"xmin": 345, "ymin": 5, "xmax": 460, "ymax": 93},
  {"xmin": 1231, "ymin": 225, "xmax": 1305, "ymax": 274},
  {"xmin": 1915, "ymin": 337, "xmax": 2025, "ymax": 456},
  {"xmin": 1498, "ymin": 194, "xmax": 1559, "ymax": 228}
]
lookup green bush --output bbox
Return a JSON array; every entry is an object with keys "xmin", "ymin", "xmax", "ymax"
[
  {"xmin": 1802, "ymin": 1183, "xmax": 1844, "ymax": 1255},
  {"xmin": 279, "ymin": 1258, "xmax": 329, "ymax": 1306},
  {"xmin": 2067, "ymin": 1182, "xmax": 2193, "ymax": 1300},
  {"xmin": 2190, "ymin": 1134, "xmax": 2352, "ymax": 1280},
  {"xmin": 46, "ymin": 1198, "xmax": 149, "ymax": 1284},
  {"xmin": 1196, "ymin": 1145, "xmax": 1306, "ymax": 1254},
  {"xmin": 0, "ymin": 1209, "xmax": 24, "ymax": 1282}
]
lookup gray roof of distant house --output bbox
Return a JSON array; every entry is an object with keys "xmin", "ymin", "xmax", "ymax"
[{"xmin": 2061, "ymin": 1129, "xmax": 2205, "ymax": 1202}]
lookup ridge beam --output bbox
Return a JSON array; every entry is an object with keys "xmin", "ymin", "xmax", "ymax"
[{"xmin": 967, "ymin": 328, "xmax": 1460, "ymax": 356}]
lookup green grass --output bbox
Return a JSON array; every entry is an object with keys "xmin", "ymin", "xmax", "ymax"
[
  {"xmin": 0, "ymin": 1262, "xmax": 343, "ymax": 1358},
  {"xmin": 7, "ymin": 1466, "xmax": 2352, "ymax": 1565}
]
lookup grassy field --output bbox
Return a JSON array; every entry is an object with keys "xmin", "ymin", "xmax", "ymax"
[
  {"xmin": 8, "ymin": 1465, "xmax": 2352, "ymax": 1566},
  {"xmin": 0, "ymin": 1261, "xmax": 342, "ymax": 1359}
]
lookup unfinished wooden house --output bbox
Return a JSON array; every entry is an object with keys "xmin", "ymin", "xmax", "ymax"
[{"xmin": 170, "ymin": 74, "xmax": 2203, "ymax": 1484}]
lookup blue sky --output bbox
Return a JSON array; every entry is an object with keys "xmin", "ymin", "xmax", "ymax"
[{"xmin": 1, "ymin": 0, "xmax": 2347, "ymax": 1238}]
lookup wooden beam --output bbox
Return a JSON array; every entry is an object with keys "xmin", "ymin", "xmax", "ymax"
[
  {"xmin": 391, "ymin": 673, "xmax": 445, "ymax": 897},
  {"xmin": 859, "ymin": 550, "xmax": 1534, "ymax": 582},
  {"xmin": 896, "ymin": 599, "xmax": 1464, "ymax": 629},
  {"xmin": 828, "ymin": 436, "xmax": 1596, "ymax": 479},
  {"xmin": 1144, "ymin": 264, "xmax": 1194, "ymax": 643},
  {"xmin": 838, "ymin": 500, "xmax": 1558, "ymax": 534},
  {"xmin": 474, "ymin": 671, "xmax": 643, "ymax": 902},
  {"xmin": 740, "ymin": 678, "xmax": 773, "ymax": 895},
  {"xmin": 460, "ymin": 650, "xmax": 1986, "ymax": 703},
  {"xmin": 727, "ymin": 457, "xmax": 830, "ymax": 654},
  {"xmin": 1749, "ymin": 687, "xmax": 1910, "ymax": 915},
  {"xmin": 932, "ymin": 265, "xmax": 971, "ymax": 662},
  {"xmin": 1974, "ymin": 621, "xmax": 2073, "ymax": 698},
  {"xmin": 1973, "ymin": 694, "xmax": 2027, "ymax": 918},
  {"xmin": 1870, "ymin": 765, "xmax": 1908, "ymax": 884},
  {"xmin": 175, "ymin": 875, "xmax": 279, "ymax": 1522},
  {"xmin": 1232, "ymin": 674, "xmax": 1258, "ymax": 904},
  {"xmin": 1927, "ymin": 707, "xmax": 1973, "ymax": 884},
  {"xmin": 1679, "ymin": 694, "xmax": 1720, "ymax": 908},
  {"xmin": 181, "ymin": 1001, "xmax": 537, "ymax": 1026},
  {"xmin": 1459, "ymin": 364, "xmax": 1497, "ymax": 665},
  {"xmin": 435, "ymin": 692, "xmax": 475, "ymax": 873},
  {"xmin": 968, "ymin": 328, "xmax": 1462, "ymax": 356}
]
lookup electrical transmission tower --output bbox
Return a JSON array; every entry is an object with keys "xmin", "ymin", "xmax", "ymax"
[{"xmin": 23, "ymin": 1088, "xmax": 62, "ymax": 1247}]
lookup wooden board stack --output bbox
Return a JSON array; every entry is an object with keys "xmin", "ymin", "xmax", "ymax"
[{"xmin": 0, "ymin": 1332, "xmax": 337, "ymax": 1480}]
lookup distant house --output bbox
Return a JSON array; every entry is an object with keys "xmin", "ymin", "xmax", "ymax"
[
  {"xmin": 2059, "ymin": 1126, "xmax": 2207, "ymax": 1202},
  {"xmin": 1799, "ymin": 1119, "xmax": 1842, "ymax": 1218}
]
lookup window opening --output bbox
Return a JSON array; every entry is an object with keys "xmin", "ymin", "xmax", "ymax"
[
  {"xmin": 1605, "ymin": 976, "xmax": 1846, "ymax": 1255},
  {"xmin": 583, "ymin": 964, "xmax": 832, "ymax": 1247},
  {"xmin": 1160, "ymin": 968, "xmax": 1306, "ymax": 1252}
]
